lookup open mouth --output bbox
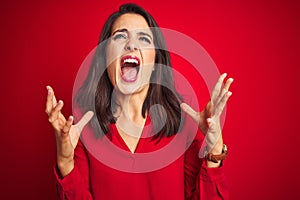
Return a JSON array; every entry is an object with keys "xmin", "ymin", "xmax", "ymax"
[{"xmin": 120, "ymin": 55, "xmax": 140, "ymax": 82}]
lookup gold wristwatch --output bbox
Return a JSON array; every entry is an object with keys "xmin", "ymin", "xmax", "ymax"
[{"xmin": 205, "ymin": 144, "xmax": 228, "ymax": 163}]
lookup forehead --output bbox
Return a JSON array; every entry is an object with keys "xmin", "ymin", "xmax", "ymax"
[{"xmin": 111, "ymin": 13, "xmax": 152, "ymax": 34}]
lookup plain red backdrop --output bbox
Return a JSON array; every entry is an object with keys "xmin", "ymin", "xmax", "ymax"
[{"xmin": 0, "ymin": 0, "xmax": 299, "ymax": 199}]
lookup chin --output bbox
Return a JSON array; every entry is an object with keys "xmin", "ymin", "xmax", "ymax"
[{"xmin": 115, "ymin": 79, "xmax": 150, "ymax": 96}]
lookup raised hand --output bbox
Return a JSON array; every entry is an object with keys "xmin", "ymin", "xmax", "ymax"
[
  {"xmin": 181, "ymin": 73, "xmax": 233, "ymax": 165},
  {"xmin": 45, "ymin": 86, "xmax": 93, "ymax": 176}
]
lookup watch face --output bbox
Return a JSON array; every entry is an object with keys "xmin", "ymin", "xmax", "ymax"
[{"xmin": 223, "ymin": 144, "xmax": 227, "ymax": 152}]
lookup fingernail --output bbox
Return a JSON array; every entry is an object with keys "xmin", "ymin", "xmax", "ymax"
[{"xmin": 228, "ymin": 91, "xmax": 232, "ymax": 96}]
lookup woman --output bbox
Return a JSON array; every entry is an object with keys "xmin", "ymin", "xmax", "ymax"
[{"xmin": 45, "ymin": 3, "xmax": 233, "ymax": 200}]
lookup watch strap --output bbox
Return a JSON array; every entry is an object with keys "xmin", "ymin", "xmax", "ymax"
[{"xmin": 205, "ymin": 144, "xmax": 228, "ymax": 163}]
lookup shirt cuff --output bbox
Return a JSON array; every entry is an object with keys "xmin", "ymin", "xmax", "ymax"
[
  {"xmin": 53, "ymin": 164, "xmax": 82, "ymax": 194},
  {"xmin": 199, "ymin": 160, "xmax": 226, "ymax": 182}
]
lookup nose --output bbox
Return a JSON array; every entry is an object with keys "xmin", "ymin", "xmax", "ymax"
[{"xmin": 124, "ymin": 38, "xmax": 138, "ymax": 52}]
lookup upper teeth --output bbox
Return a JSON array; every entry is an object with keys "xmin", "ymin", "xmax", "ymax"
[{"xmin": 124, "ymin": 58, "xmax": 139, "ymax": 64}]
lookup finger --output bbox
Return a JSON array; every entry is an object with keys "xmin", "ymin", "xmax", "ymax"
[
  {"xmin": 216, "ymin": 78, "xmax": 234, "ymax": 105},
  {"xmin": 75, "ymin": 111, "xmax": 94, "ymax": 133},
  {"xmin": 180, "ymin": 103, "xmax": 200, "ymax": 123},
  {"xmin": 45, "ymin": 85, "xmax": 58, "ymax": 114},
  {"xmin": 211, "ymin": 73, "xmax": 227, "ymax": 105},
  {"xmin": 215, "ymin": 91, "xmax": 232, "ymax": 117},
  {"xmin": 62, "ymin": 116, "xmax": 74, "ymax": 135},
  {"xmin": 46, "ymin": 85, "xmax": 58, "ymax": 107},
  {"xmin": 45, "ymin": 86, "xmax": 53, "ymax": 114},
  {"xmin": 224, "ymin": 77, "xmax": 234, "ymax": 91},
  {"xmin": 48, "ymin": 100, "xmax": 64, "ymax": 123}
]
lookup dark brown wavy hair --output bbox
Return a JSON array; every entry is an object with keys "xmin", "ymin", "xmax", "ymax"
[{"xmin": 76, "ymin": 3, "xmax": 183, "ymax": 139}]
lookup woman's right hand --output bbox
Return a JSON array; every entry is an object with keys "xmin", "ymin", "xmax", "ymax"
[{"xmin": 45, "ymin": 86, "xmax": 93, "ymax": 177}]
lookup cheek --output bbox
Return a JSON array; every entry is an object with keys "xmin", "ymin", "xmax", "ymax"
[
  {"xmin": 106, "ymin": 43, "xmax": 123, "ymax": 86},
  {"xmin": 107, "ymin": 61, "xmax": 117, "ymax": 86},
  {"xmin": 142, "ymin": 49, "xmax": 156, "ymax": 65},
  {"xmin": 106, "ymin": 45, "xmax": 115, "ymax": 67},
  {"xmin": 106, "ymin": 42, "xmax": 123, "ymax": 66}
]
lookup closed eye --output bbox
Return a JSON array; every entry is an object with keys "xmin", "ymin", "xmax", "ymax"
[
  {"xmin": 139, "ymin": 36, "xmax": 151, "ymax": 44},
  {"xmin": 113, "ymin": 33, "xmax": 127, "ymax": 40}
]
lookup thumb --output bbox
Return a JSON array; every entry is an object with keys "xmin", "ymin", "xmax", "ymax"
[
  {"xmin": 206, "ymin": 118, "xmax": 212, "ymax": 127},
  {"xmin": 180, "ymin": 103, "xmax": 199, "ymax": 123},
  {"xmin": 75, "ymin": 111, "xmax": 94, "ymax": 133}
]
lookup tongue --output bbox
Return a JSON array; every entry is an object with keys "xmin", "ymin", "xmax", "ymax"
[{"xmin": 121, "ymin": 66, "xmax": 138, "ymax": 82}]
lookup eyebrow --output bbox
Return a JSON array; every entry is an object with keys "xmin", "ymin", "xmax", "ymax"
[
  {"xmin": 112, "ymin": 29, "xmax": 153, "ymax": 40},
  {"xmin": 112, "ymin": 28, "xmax": 128, "ymax": 36}
]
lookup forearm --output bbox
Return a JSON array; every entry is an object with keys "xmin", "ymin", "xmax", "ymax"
[
  {"xmin": 56, "ymin": 138, "xmax": 75, "ymax": 177},
  {"xmin": 57, "ymin": 158, "xmax": 75, "ymax": 177}
]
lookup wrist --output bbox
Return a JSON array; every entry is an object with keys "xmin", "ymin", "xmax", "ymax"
[
  {"xmin": 205, "ymin": 144, "xmax": 228, "ymax": 168},
  {"xmin": 211, "ymin": 140, "xmax": 223, "ymax": 154},
  {"xmin": 57, "ymin": 158, "xmax": 74, "ymax": 177}
]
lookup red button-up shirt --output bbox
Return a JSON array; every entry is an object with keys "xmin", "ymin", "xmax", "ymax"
[{"xmin": 54, "ymin": 115, "xmax": 229, "ymax": 199}]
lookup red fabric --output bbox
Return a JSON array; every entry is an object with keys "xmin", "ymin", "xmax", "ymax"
[{"xmin": 54, "ymin": 116, "xmax": 229, "ymax": 200}]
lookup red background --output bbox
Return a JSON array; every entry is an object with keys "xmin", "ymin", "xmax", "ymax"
[{"xmin": 1, "ymin": 0, "xmax": 299, "ymax": 199}]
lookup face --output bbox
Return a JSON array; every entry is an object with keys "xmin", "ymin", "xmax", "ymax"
[{"xmin": 106, "ymin": 13, "xmax": 155, "ymax": 95}]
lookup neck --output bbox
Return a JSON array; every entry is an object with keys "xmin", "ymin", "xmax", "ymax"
[
  {"xmin": 113, "ymin": 85, "xmax": 149, "ymax": 139},
  {"xmin": 113, "ymin": 85, "xmax": 149, "ymax": 126}
]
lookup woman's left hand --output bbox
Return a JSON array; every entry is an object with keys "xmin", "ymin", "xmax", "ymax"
[{"xmin": 181, "ymin": 73, "xmax": 233, "ymax": 167}]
